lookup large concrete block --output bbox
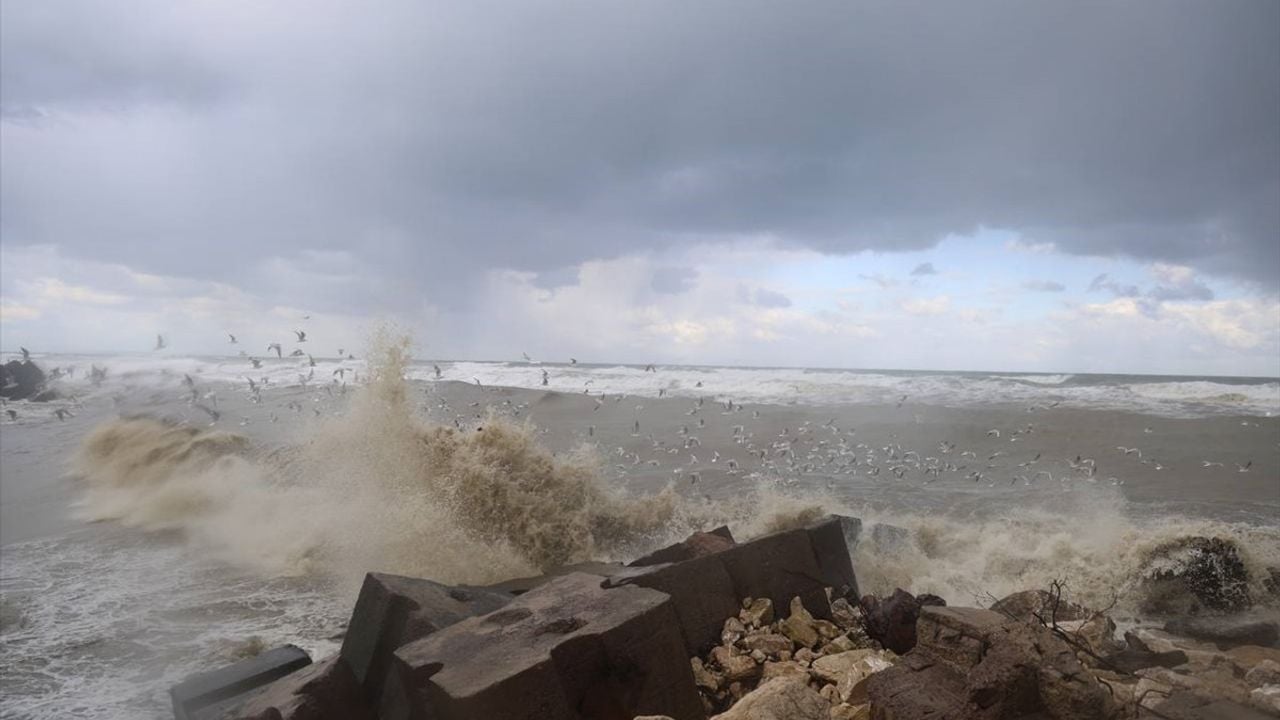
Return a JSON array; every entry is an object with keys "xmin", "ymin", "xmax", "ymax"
[
  {"xmin": 170, "ymin": 645, "xmax": 311, "ymax": 720},
  {"xmin": 480, "ymin": 561, "xmax": 624, "ymax": 596},
  {"xmin": 805, "ymin": 515, "xmax": 861, "ymax": 599},
  {"xmin": 607, "ymin": 552, "xmax": 741, "ymax": 655},
  {"xmin": 232, "ymin": 655, "xmax": 373, "ymax": 720},
  {"xmin": 382, "ymin": 572, "xmax": 705, "ymax": 720},
  {"xmin": 339, "ymin": 573, "xmax": 512, "ymax": 705},
  {"xmin": 718, "ymin": 528, "xmax": 832, "ymax": 621},
  {"xmin": 628, "ymin": 527, "xmax": 736, "ymax": 567}
]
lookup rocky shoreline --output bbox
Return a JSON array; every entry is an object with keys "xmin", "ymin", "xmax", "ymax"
[{"xmin": 170, "ymin": 515, "xmax": 1280, "ymax": 719}]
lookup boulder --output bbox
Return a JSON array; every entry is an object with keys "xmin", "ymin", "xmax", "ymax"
[
  {"xmin": 0, "ymin": 360, "xmax": 47, "ymax": 401},
  {"xmin": 759, "ymin": 661, "xmax": 807, "ymax": 682},
  {"xmin": 988, "ymin": 589, "xmax": 1090, "ymax": 623},
  {"xmin": 740, "ymin": 598, "xmax": 774, "ymax": 628},
  {"xmin": 830, "ymin": 598, "xmax": 859, "ymax": 631},
  {"xmin": 609, "ymin": 551, "xmax": 742, "ymax": 654},
  {"xmin": 1245, "ymin": 660, "xmax": 1280, "ymax": 688},
  {"xmin": 859, "ymin": 589, "xmax": 926, "ymax": 655},
  {"xmin": 340, "ymin": 572, "xmax": 512, "ymax": 704},
  {"xmin": 170, "ymin": 645, "xmax": 311, "ymax": 720},
  {"xmin": 1164, "ymin": 617, "xmax": 1280, "ymax": 650},
  {"xmin": 234, "ymin": 655, "xmax": 373, "ymax": 720},
  {"xmin": 741, "ymin": 633, "xmax": 792, "ymax": 656},
  {"xmin": 383, "ymin": 572, "xmax": 705, "ymax": 720},
  {"xmin": 780, "ymin": 597, "xmax": 820, "ymax": 649},
  {"xmin": 914, "ymin": 606, "xmax": 1005, "ymax": 675},
  {"xmin": 709, "ymin": 676, "xmax": 829, "ymax": 720},
  {"xmin": 1140, "ymin": 536, "xmax": 1253, "ymax": 613},
  {"xmin": 629, "ymin": 527, "xmax": 736, "ymax": 567}
]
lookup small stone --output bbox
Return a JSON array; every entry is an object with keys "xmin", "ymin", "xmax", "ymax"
[
  {"xmin": 778, "ymin": 650, "xmax": 792, "ymax": 662},
  {"xmin": 819, "ymin": 683, "xmax": 840, "ymax": 703},
  {"xmin": 1252, "ymin": 685, "xmax": 1280, "ymax": 714},
  {"xmin": 729, "ymin": 681, "xmax": 746, "ymax": 701},
  {"xmin": 829, "ymin": 704, "xmax": 870, "ymax": 720},
  {"xmin": 822, "ymin": 635, "xmax": 856, "ymax": 655},
  {"xmin": 750, "ymin": 649, "xmax": 767, "ymax": 663},
  {"xmin": 710, "ymin": 645, "xmax": 736, "ymax": 668},
  {"xmin": 782, "ymin": 597, "xmax": 820, "ymax": 648},
  {"xmin": 761, "ymin": 660, "xmax": 808, "ymax": 682},
  {"xmin": 835, "ymin": 652, "xmax": 894, "ymax": 704},
  {"xmin": 811, "ymin": 649, "xmax": 876, "ymax": 684},
  {"xmin": 1246, "ymin": 660, "xmax": 1280, "ymax": 688},
  {"xmin": 830, "ymin": 598, "xmax": 859, "ymax": 630},
  {"xmin": 741, "ymin": 632, "xmax": 793, "ymax": 656},
  {"xmin": 713, "ymin": 676, "xmax": 828, "ymax": 720},
  {"xmin": 691, "ymin": 656, "xmax": 721, "ymax": 691},
  {"xmin": 740, "ymin": 597, "xmax": 775, "ymax": 628},
  {"xmin": 795, "ymin": 648, "xmax": 818, "ymax": 664},
  {"xmin": 814, "ymin": 619, "xmax": 842, "ymax": 642},
  {"xmin": 721, "ymin": 654, "xmax": 763, "ymax": 683}
]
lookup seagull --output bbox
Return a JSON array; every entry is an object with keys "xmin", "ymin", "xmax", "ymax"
[
  {"xmin": 5, "ymin": 409, "xmax": 16, "ymax": 421},
  {"xmin": 20, "ymin": 347, "xmax": 30, "ymax": 362},
  {"xmin": 333, "ymin": 368, "xmax": 346, "ymax": 379},
  {"xmin": 308, "ymin": 354, "xmax": 316, "ymax": 367},
  {"xmin": 268, "ymin": 343, "xmax": 282, "ymax": 358},
  {"xmin": 541, "ymin": 369, "xmax": 549, "ymax": 386},
  {"xmin": 433, "ymin": 364, "xmax": 442, "ymax": 379},
  {"xmin": 294, "ymin": 330, "xmax": 307, "ymax": 342},
  {"xmin": 54, "ymin": 408, "xmax": 73, "ymax": 421},
  {"xmin": 986, "ymin": 429, "xmax": 1000, "ymax": 438},
  {"xmin": 338, "ymin": 348, "xmax": 344, "ymax": 356},
  {"xmin": 644, "ymin": 364, "xmax": 656, "ymax": 372},
  {"xmin": 1237, "ymin": 461, "xmax": 1252, "ymax": 473},
  {"xmin": 522, "ymin": 352, "xmax": 533, "ymax": 363},
  {"xmin": 570, "ymin": 358, "xmax": 578, "ymax": 365},
  {"xmin": 250, "ymin": 357, "xmax": 263, "ymax": 369},
  {"xmin": 155, "ymin": 334, "xmax": 167, "ymax": 351},
  {"xmin": 1117, "ymin": 447, "xmax": 1142, "ymax": 458},
  {"xmin": 228, "ymin": 333, "xmax": 238, "ymax": 344},
  {"xmin": 194, "ymin": 403, "xmax": 220, "ymax": 423}
]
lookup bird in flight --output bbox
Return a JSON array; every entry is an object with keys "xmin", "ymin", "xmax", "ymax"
[
  {"xmin": 294, "ymin": 330, "xmax": 307, "ymax": 342},
  {"xmin": 228, "ymin": 333, "xmax": 238, "ymax": 344},
  {"xmin": 155, "ymin": 334, "xmax": 167, "ymax": 351},
  {"xmin": 433, "ymin": 364, "xmax": 442, "ymax": 379},
  {"xmin": 54, "ymin": 408, "xmax": 73, "ymax": 421},
  {"xmin": 19, "ymin": 347, "xmax": 30, "ymax": 362},
  {"xmin": 268, "ymin": 343, "xmax": 282, "ymax": 358},
  {"xmin": 570, "ymin": 358, "xmax": 578, "ymax": 365}
]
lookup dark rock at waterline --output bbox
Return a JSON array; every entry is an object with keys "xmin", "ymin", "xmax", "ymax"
[
  {"xmin": 860, "ymin": 588, "xmax": 931, "ymax": 655},
  {"xmin": 0, "ymin": 360, "xmax": 48, "ymax": 401},
  {"xmin": 169, "ymin": 645, "xmax": 312, "ymax": 720},
  {"xmin": 1100, "ymin": 632, "xmax": 1189, "ymax": 673},
  {"xmin": 1163, "ymin": 616, "xmax": 1280, "ymax": 650},
  {"xmin": 1141, "ymin": 536, "xmax": 1252, "ymax": 613},
  {"xmin": 234, "ymin": 655, "xmax": 373, "ymax": 720}
]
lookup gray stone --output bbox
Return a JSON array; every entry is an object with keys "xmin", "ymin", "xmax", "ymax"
[
  {"xmin": 339, "ymin": 572, "xmax": 512, "ymax": 704},
  {"xmin": 383, "ymin": 572, "xmax": 705, "ymax": 720},
  {"xmin": 609, "ymin": 552, "xmax": 741, "ymax": 654},
  {"xmin": 232, "ymin": 655, "xmax": 373, "ymax": 720},
  {"xmin": 170, "ymin": 645, "xmax": 311, "ymax": 720},
  {"xmin": 1165, "ymin": 616, "xmax": 1280, "ymax": 650},
  {"xmin": 629, "ymin": 527, "xmax": 736, "ymax": 567},
  {"xmin": 709, "ymin": 676, "xmax": 829, "ymax": 720}
]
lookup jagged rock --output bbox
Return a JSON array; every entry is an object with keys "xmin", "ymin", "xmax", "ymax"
[
  {"xmin": 235, "ymin": 656, "xmax": 373, "ymax": 720},
  {"xmin": 989, "ymin": 589, "xmax": 1089, "ymax": 623},
  {"xmin": 722, "ymin": 617, "xmax": 747, "ymax": 646},
  {"xmin": 720, "ymin": 654, "xmax": 762, "ymax": 684},
  {"xmin": 914, "ymin": 606, "xmax": 1006, "ymax": 674},
  {"xmin": 1164, "ymin": 617, "xmax": 1279, "ymax": 650},
  {"xmin": 1252, "ymin": 685, "xmax": 1280, "ymax": 714},
  {"xmin": 384, "ymin": 572, "xmax": 704, "ymax": 720},
  {"xmin": 859, "ymin": 589, "xmax": 925, "ymax": 655},
  {"xmin": 1140, "ymin": 536, "xmax": 1253, "ymax": 613},
  {"xmin": 749, "ymin": 649, "xmax": 767, "ymax": 663},
  {"xmin": 740, "ymin": 598, "xmax": 774, "ymax": 628},
  {"xmin": 0, "ymin": 360, "xmax": 47, "ymax": 401},
  {"xmin": 1058, "ymin": 614, "xmax": 1123, "ymax": 656},
  {"xmin": 974, "ymin": 622, "xmax": 1114, "ymax": 719},
  {"xmin": 828, "ymin": 703, "xmax": 870, "ymax": 720},
  {"xmin": 821, "ymin": 636, "xmax": 857, "ymax": 655},
  {"xmin": 709, "ymin": 676, "xmax": 829, "ymax": 720},
  {"xmin": 813, "ymin": 619, "xmax": 842, "ymax": 642},
  {"xmin": 819, "ymin": 683, "xmax": 840, "ymax": 703},
  {"xmin": 629, "ymin": 527, "xmax": 736, "ymax": 567},
  {"xmin": 741, "ymin": 633, "xmax": 792, "ymax": 656},
  {"xmin": 780, "ymin": 597, "xmax": 820, "ymax": 649},
  {"xmin": 170, "ymin": 645, "xmax": 312, "ymax": 720},
  {"xmin": 1229, "ymin": 645, "xmax": 1280, "ymax": 669},
  {"xmin": 691, "ymin": 657, "xmax": 721, "ymax": 692},
  {"xmin": 830, "ymin": 598, "xmax": 859, "ymax": 630},
  {"xmin": 811, "ymin": 649, "xmax": 877, "ymax": 684},
  {"xmin": 1246, "ymin": 660, "xmax": 1280, "ymax": 688},
  {"xmin": 834, "ymin": 653, "xmax": 893, "ymax": 704}
]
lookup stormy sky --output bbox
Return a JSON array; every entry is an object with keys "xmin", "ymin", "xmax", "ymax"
[{"xmin": 1, "ymin": 0, "xmax": 1277, "ymax": 375}]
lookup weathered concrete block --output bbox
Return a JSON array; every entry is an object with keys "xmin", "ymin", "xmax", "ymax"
[
  {"xmin": 480, "ymin": 561, "xmax": 624, "ymax": 596},
  {"xmin": 629, "ymin": 526, "xmax": 736, "ymax": 567},
  {"xmin": 718, "ymin": 528, "xmax": 832, "ymax": 621},
  {"xmin": 382, "ymin": 572, "xmax": 705, "ymax": 720},
  {"xmin": 608, "ymin": 552, "xmax": 741, "ymax": 654},
  {"xmin": 806, "ymin": 515, "xmax": 861, "ymax": 599},
  {"xmin": 339, "ymin": 573, "xmax": 512, "ymax": 705},
  {"xmin": 232, "ymin": 655, "xmax": 373, "ymax": 720},
  {"xmin": 170, "ymin": 645, "xmax": 311, "ymax": 720}
]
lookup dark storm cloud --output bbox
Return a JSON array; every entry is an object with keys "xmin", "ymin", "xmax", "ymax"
[
  {"xmin": 3, "ymin": 0, "xmax": 1277, "ymax": 315},
  {"xmin": 910, "ymin": 263, "xmax": 937, "ymax": 277}
]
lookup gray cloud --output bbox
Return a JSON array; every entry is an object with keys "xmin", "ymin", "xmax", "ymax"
[
  {"xmin": 1023, "ymin": 280, "xmax": 1066, "ymax": 292},
  {"xmin": 650, "ymin": 266, "xmax": 698, "ymax": 295},
  {"xmin": 1088, "ymin": 274, "xmax": 1141, "ymax": 298},
  {"xmin": 753, "ymin": 288, "xmax": 792, "ymax": 308},
  {"xmin": 910, "ymin": 262, "xmax": 937, "ymax": 277},
  {"xmin": 2, "ymin": 0, "xmax": 1276, "ymax": 320}
]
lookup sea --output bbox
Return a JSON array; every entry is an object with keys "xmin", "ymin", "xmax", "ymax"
[{"xmin": 1, "ymin": 346, "xmax": 1277, "ymax": 718}]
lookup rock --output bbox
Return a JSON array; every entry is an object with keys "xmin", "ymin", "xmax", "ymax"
[
  {"xmin": 1228, "ymin": 645, "xmax": 1280, "ymax": 669},
  {"xmin": 339, "ymin": 572, "xmax": 511, "ymax": 704},
  {"xmin": 1252, "ymin": 685, "xmax": 1280, "ymax": 715},
  {"xmin": 691, "ymin": 657, "xmax": 721, "ymax": 692},
  {"xmin": 1165, "ymin": 616, "xmax": 1280, "ymax": 650},
  {"xmin": 829, "ymin": 598, "xmax": 859, "ymax": 631},
  {"xmin": 170, "ymin": 645, "xmax": 312, "ymax": 720},
  {"xmin": 384, "ymin": 572, "xmax": 704, "ymax": 720},
  {"xmin": 720, "ymin": 654, "xmax": 762, "ymax": 683},
  {"xmin": 859, "ymin": 589, "xmax": 925, "ymax": 655},
  {"xmin": 795, "ymin": 647, "xmax": 818, "ymax": 664},
  {"xmin": 833, "ymin": 653, "xmax": 894, "ymax": 704},
  {"xmin": 480, "ymin": 561, "xmax": 624, "ymax": 596},
  {"xmin": 1058, "ymin": 614, "xmax": 1123, "ymax": 655},
  {"xmin": 813, "ymin": 619, "xmax": 842, "ymax": 642},
  {"xmin": 740, "ymin": 598, "xmax": 775, "ymax": 628},
  {"xmin": 760, "ymin": 660, "xmax": 807, "ymax": 682},
  {"xmin": 811, "ymin": 650, "xmax": 873, "ymax": 684},
  {"xmin": 0, "ymin": 360, "xmax": 47, "ymax": 401},
  {"xmin": 722, "ymin": 617, "xmax": 747, "ymax": 646},
  {"xmin": 805, "ymin": 515, "xmax": 862, "ymax": 600},
  {"xmin": 1101, "ymin": 647, "xmax": 1190, "ymax": 674},
  {"xmin": 970, "ymin": 622, "xmax": 1114, "ymax": 720},
  {"xmin": 1246, "ymin": 660, "xmax": 1280, "ymax": 688},
  {"xmin": 634, "ymin": 716, "xmax": 677, "ymax": 720},
  {"xmin": 609, "ymin": 552, "xmax": 741, "ymax": 655},
  {"xmin": 1140, "ymin": 536, "xmax": 1253, "ymax": 613},
  {"xmin": 916, "ymin": 594, "xmax": 946, "ymax": 609},
  {"xmin": 629, "ymin": 527, "xmax": 737, "ymax": 567},
  {"xmin": 828, "ymin": 703, "xmax": 869, "ymax": 720},
  {"xmin": 709, "ymin": 676, "xmax": 829, "ymax": 720},
  {"xmin": 780, "ymin": 597, "xmax": 820, "ymax": 649},
  {"xmin": 819, "ymin": 683, "xmax": 839, "ymax": 703},
  {"xmin": 741, "ymin": 633, "xmax": 792, "ymax": 656},
  {"xmin": 717, "ymin": 527, "xmax": 833, "ymax": 621},
  {"xmin": 234, "ymin": 655, "xmax": 373, "ymax": 720},
  {"xmin": 821, "ymin": 636, "xmax": 857, "ymax": 655},
  {"xmin": 914, "ymin": 606, "xmax": 1006, "ymax": 674},
  {"xmin": 988, "ymin": 589, "xmax": 1090, "ymax": 623}
]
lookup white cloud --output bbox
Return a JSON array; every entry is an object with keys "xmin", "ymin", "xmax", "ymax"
[{"xmin": 901, "ymin": 296, "xmax": 950, "ymax": 316}]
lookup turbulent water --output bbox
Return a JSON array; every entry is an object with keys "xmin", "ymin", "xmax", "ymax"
[{"xmin": 1, "ymin": 344, "xmax": 1277, "ymax": 718}]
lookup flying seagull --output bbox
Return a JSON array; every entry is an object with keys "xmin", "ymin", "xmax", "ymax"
[
  {"xmin": 250, "ymin": 357, "xmax": 263, "ymax": 369},
  {"xmin": 268, "ymin": 343, "xmax": 282, "ymax": 358},
  {"xmin": 155, "ymin": 334, "xmax": 167, "ymax": 351},
  {"xmin": 20, "ymin": 347, "xmax": 30, "ymax": 362},
  {"xmin": 433, "ymin": 364, "xmax": 442, "ymax": 379},
  {"xmin": 294, "ymin": 330, "xmax": 307, "ymax": 342},
  {"xmin": 228, "ymin": 333, "xmax": 238, "ymax": 344}
]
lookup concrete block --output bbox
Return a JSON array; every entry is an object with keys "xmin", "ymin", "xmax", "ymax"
[
  {"xmin": 608, "ymin": 552, "xmax": 741, "ymax": 655},
  {"xmin": 382, "ymin": 572, "xmax": 705, "ymax": 720},
  {"xmin": 339, "ymin": 573, "xmax": 512, "ymax": 705},
  {"xmin": 170, "ymin": 645, "xmax": 311, "ymax": 720},
  {"xmin": 233, "ymin": 655, "xmax": 373, "ymax": 720}
]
